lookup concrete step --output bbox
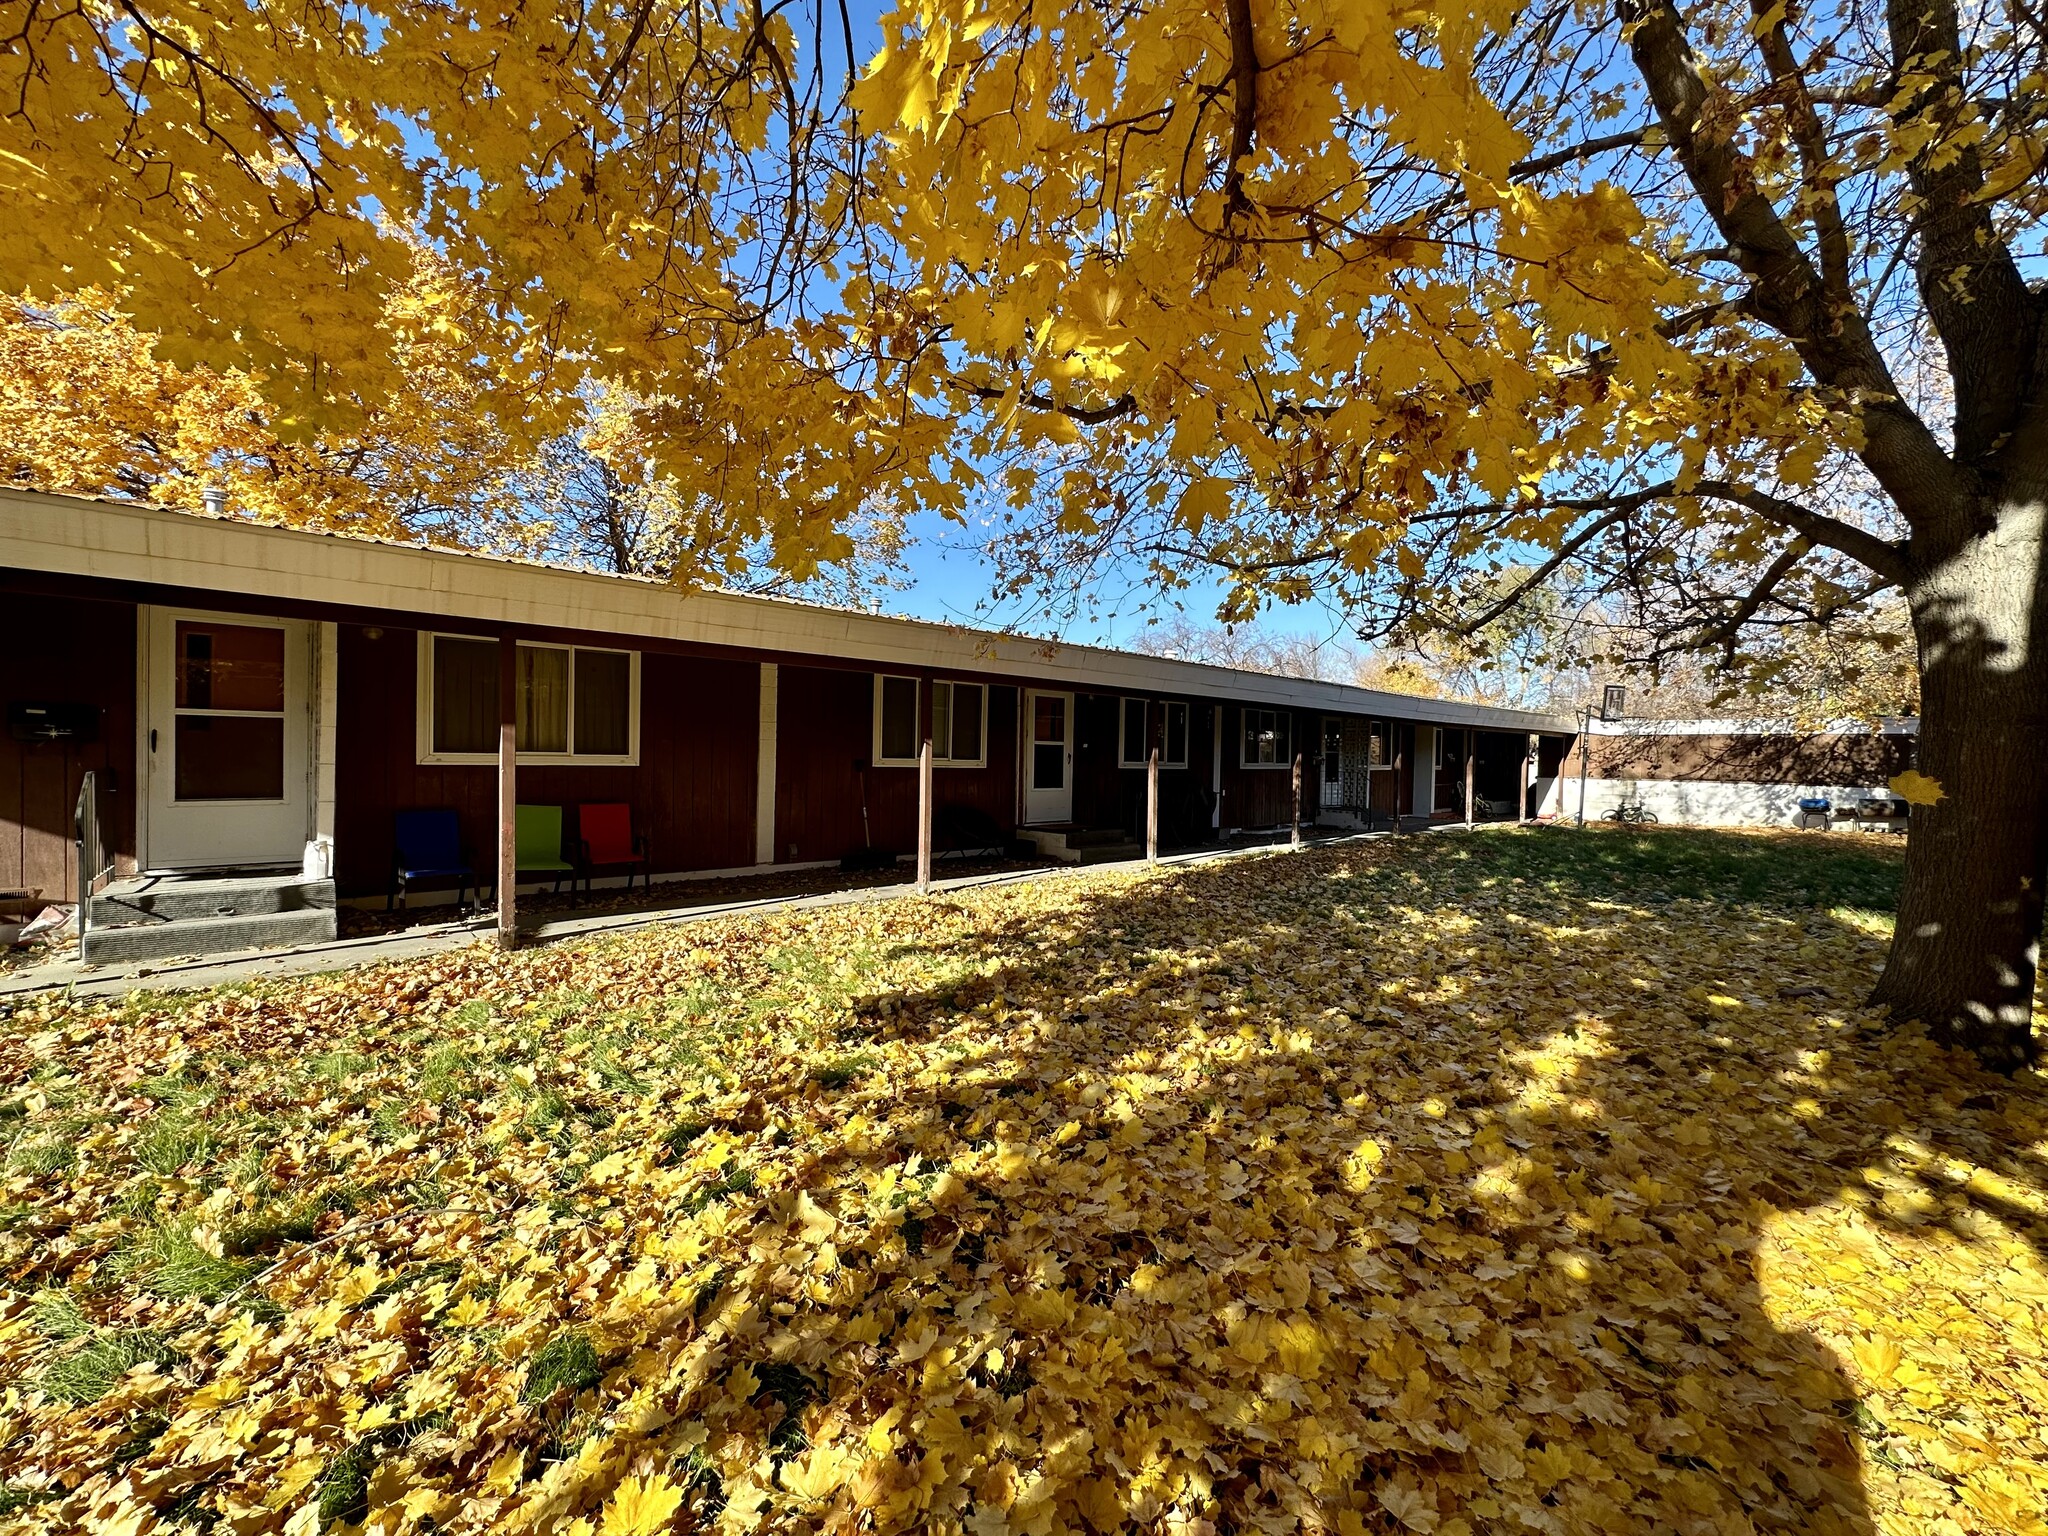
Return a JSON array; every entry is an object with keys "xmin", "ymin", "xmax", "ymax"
[
  {"xmin": 90, "ymin": 874, "xmax": 334, "ymax": 927},
  {"xmin": 1063, "ymin": 827, "xmax": 1136, "ymax": 849},
  {"xmin": 81, "ymin": 904, "xmax": 337, "ymax": 966},
  {"xmin": 1073, "ymin": 842, "xmax": 1144, "ymax": 865}
]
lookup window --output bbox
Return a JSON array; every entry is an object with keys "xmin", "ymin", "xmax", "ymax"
[
  {"xmin": 1367, "ymin": 719, "xmax": 1388, "ymax": 768},
  {"xmin": 418, "ymin": 633, "xmax": 639, "ymax": 764},
  {"xmin": 1120, "ymin": 698, "xmax": 1190, "ymax": 768},
  {"xmin": 1241, "ymin": 707, "xmax": 1293, "ymax": 767},
  {"xmin": 1163, "ymin": 701, "xmax": 1189, "ymax": 768},
  {"xmin": 877, "ymin": 675, "xmax": 919, "ymax": 763},
  {"xmin": 173, "ymin": 619, "xmax": 287, "ymax": 801},
  {"xmin": 874, "ymin": 675, "xmax": 987, "ymax": 767},
  {"xmin": 1118, "ymin": 697, "xmax": 1150, "ymax": 768},
  {"xmin": 933, "ymin": 679, "xmax": 986, "ymax": 766}
]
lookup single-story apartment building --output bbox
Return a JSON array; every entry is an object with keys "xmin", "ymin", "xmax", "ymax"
[
  {"xmin": 1, "ymin": 490, "xmax": 1571, "ymax": 959},
  {"xmin": 1550, "ymin": 715, "xmax": 1918, "ymax": 826}
]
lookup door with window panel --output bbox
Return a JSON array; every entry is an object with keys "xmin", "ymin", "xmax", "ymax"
[
  {"xmin": 146, "ymin": 609, "xmax": 311, "ymax": 868},
  {"xmin": 1023, "ymin": 690, "xmax": 1073, "ymax": 823}
]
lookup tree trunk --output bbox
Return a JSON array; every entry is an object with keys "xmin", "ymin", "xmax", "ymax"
[{"xmin": 1872, "ymin": 498, "xmax": 2048, "ymax": 1070}]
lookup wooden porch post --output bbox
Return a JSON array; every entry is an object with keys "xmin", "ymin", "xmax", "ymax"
[
  {"xmin": 916, "ymin": 737, "xmax": 934, "ymax": 893},
  {"xmin": 1520, "ymin": 734, "xmax": 1534, "ymax": 824},
  {"xmin": 1290, "ymin": 751, "xmax": 1303, "ymax": 850},
  {"xmin": 1146, "ymin": 747, "xmax": 1159, "ymax": 865},
  {"xmin": 497, "ymin": 635, "xmax": 518, "ymax": 950},
  {"xmin": 1464, "ymin": 729, "xmax": 1475, "ymax": 829}
]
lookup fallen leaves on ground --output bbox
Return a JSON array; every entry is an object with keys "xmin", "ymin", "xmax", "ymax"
[{"xmin": 0, "ymin": 828, "xmax": 2043, "ymax": 1536}]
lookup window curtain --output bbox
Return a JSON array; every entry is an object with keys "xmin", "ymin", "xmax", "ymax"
[
  {"xmin": 432, "ymin": 636, "xmax": 498, "ymax": 755},
  {"xmin": 880, "ymin": 676, "xmax": 918, "ymax": 761},
  {"xmin": 517, "ymin": 646, "xmax": 570, "ymax": 753},
  {"xmin": 949, "ymin": 684, "xmax": 983, "ymax": 761},
  {"xmin": 574, "ymin": 650, "xmax": 631, "ymax": 755}
]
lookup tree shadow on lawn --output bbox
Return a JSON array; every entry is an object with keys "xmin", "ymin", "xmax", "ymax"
[{"xmin": 760, "ymin": 830, "xmax": 2044, "ymax": 1535}]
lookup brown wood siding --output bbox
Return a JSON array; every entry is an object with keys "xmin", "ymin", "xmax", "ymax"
[
  {"xmin": 772, "ymin": 668, "xmax": 1019, "ymax": 864},
  {"xmin": 334, "ymin": 626, "xmax": 759, "ymax": 898},
  {"xmin": 0, "ymin": 594, "xmax": 137, "ymax": 903},
  {"xmin": 1072, "ymin": 696, "xmax": 1215, "ymax": 841},
  {"xmin": 1218, "ymin": 704, "xmax": 1310, "ymax": 827},
  {"xmin": 1569, "ymin": 730, "xmax": 1916, "ymax": 785}
]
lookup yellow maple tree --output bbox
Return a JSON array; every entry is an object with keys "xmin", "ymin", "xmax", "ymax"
[
  {"xmin": 1, "ymin": 0, "xmax": 2042, "ymax": 1061},
  {"xmin": 0, "ymin": 275, "xmax": 540, "ymax": 547}
]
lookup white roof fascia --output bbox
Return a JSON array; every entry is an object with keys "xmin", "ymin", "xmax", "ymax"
[{"xmin": 0, "ymin": 489, "xmax": 1570, "ymax": 733}]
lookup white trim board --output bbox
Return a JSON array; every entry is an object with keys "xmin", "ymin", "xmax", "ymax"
[{"xmin": 2, "ymin": 490, "xmax": 1568, "ymax": 735}]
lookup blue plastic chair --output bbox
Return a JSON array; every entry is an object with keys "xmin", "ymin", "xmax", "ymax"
[{"xmin": 390, "ymin": 809, "xmax": 475, "ymax": 910}]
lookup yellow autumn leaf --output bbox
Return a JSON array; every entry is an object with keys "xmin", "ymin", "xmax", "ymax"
[
  {"xmin": 1378, "ymin": 1476, "xmax": 1440, "ymax": 1532},
  {"xmin": 797, "ymin": 1190, "xmax": 838, "ymax": 1243},
  {"xmin": 780, "ymin": 1440, "xmax": 861, "ymax": 1502},
  {"xmin": 1851, "ymin": 1333, "xmax": 1902, "ymax": 1385},
  {"xmin": 1174, "ymin": 475, "xmax": 1232, "ymax": 534},
  {"xmin": 1888, "ymin": 770, "xmax": 1944, "ymax": 807},
  {"xmin": 598, "ymin": 1471, "xmax": 686, "ymax": 1536}
]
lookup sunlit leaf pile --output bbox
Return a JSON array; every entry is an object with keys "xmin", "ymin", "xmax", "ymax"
[{"xmin": 2, "ymin": 829, "xmax": 2043, "ymax": 1536}]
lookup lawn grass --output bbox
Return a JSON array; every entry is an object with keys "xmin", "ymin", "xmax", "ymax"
[
  {"xmin": 0, "ymin": 825, "xmax": 2041, "ymax": 1536},
  {"xmin": 1441, "ymin": 821, "xmax": 1906, "ymax": 914}
]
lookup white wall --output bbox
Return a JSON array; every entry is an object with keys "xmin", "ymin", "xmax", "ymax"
[
  {"xmin": 1576, "ymin": 777, "xmax": 1899, "ymax": 828},
  {"xmin": 1413, "ymin": 726, "xmax": 1435, "ymax": 816}
]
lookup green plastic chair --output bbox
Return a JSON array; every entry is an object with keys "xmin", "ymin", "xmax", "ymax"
[{"xmin": 508, "ymin": 804, "xmax": 576, "ymax": 900}]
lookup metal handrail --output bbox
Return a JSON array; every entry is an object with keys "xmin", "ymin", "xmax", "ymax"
[{"xmin": 74, "ymin": 771, "xmax": 104, "ymax": 959}]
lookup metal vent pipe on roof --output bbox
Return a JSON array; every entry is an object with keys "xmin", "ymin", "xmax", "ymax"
[{"xmin": 201, "ymin": 485, "xmax": 228, "ymax": 516}]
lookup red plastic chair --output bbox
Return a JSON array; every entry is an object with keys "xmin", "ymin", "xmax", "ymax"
[{"xmin": 575, "ymin": 803, "xmax": 650, "ymax": 896}]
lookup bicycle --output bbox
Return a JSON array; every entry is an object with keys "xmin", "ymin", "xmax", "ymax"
[{"xmin": 1601, "ymin": 803, "xmax": 1661, "ymax": 825}]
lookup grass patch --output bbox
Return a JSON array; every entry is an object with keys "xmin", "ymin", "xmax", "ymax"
[
  {"xmin": 315, "ymin": 1443, "xmax": 373, "ymax": 1529},
  {"xmin": 684, "ymin": 1162, "xmax": 758, "ymax": 1215},
  {"xmin": 29, "ymin": 1288, "xmax": 92, "ymax": 1340},
  {"xmin": 132, "ymin": 1111, "xmax": 214, "ymax": 1175},
  {"xmin": 41, "ymin": 1329, "xmax": 183, "ymax": 1403},
  {"xmin": 1453, "ymin": 823, "xmax": 1904, "ymax": 912},
  {"xmin": 0, "ymin": 1482, "xmax": 59, "ymax": 1518},
  {"xmin": 119, "ymin": 1221, "xmax": 260, "ymax": 1303},
  {"xmin": 809, "ymin": 1052, "xmax": 878, "ymax": 1089},
  {"xmin": 662, "ymin": 1116, "xmax": 710, "ymax": 1158},
  {"xmin": 7, "ymin": 1138, "xmax": 75, "ymax": 1175},
  {"xmin": 522, "ymin": 1330, "xmax": 602, "ymax": 1404},
  {"xmin": 310, "ymin": 1049, "xmax": 377, "ymax": 1084},
  {"xmin": 225, "ymin": 1188, "xmax": 355, "ymax": 1257}
]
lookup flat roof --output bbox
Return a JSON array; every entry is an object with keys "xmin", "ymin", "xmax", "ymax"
[{"xmin": 0, "ymin": 488, "xmax": 1570, "ymax": 733}]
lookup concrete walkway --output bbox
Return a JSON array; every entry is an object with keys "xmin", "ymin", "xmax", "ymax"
[{"xmin": 0, "ymin": 834, "xmax": 1395, "ymax": 1004}]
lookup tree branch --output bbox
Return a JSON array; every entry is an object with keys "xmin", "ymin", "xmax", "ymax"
[
  {"xmin": 1701, "ymin": 538, "xmax": 1810, "ymax": 663},
  {"xmin": 953, "ymin": 378, "xmax": 1140, "ymax": 425},
  {"xmin": 1222, "ymin": 0, "xmax": 1261, "ymax": 220},
  {"xmin": 1885, "ymin": 0, "xmax": 2041, "ymax": 466},
  {"xmin": 1510, "ymin": 127, "xmax": 1651, "ymax": 180},
  {"xmin": 1617, "ymin": 0, "xmax": 1965, "ymax": 537},
  {"xmin": 1686, "ymin": 479, "xmax": 1910, "ymax": 585}
]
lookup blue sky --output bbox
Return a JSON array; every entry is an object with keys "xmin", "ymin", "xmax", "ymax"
[{"xmin": 879, "ymin": 506, "xmax": 1369, "ymax": 659}]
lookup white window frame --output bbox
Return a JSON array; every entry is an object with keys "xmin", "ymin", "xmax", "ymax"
[
  {"xmin": 872, "ymin": 675, "xmax": 989, "ymax": 768},
  {"xmin": 1118, "ymin": 696, "xmax": 1152, "ymax": 768},
  {"xmin": 415, "ymin": 632, "xmax": 640, "ymax": 766},
  {"xmin": 1119, "ymin": 698, "xmax": 1190, "ymax": 769},
  {"xmin": 1240, "ymin": 706, "xmax": 1293, "ymax": 769},
  {"xmin": 1162, "ymin": 700, "xmax": 1190, "ymax": 769}
]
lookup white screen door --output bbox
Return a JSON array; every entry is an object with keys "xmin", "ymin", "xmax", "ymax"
[
  {"xmin": 146, "ymin": 608, "xmax": 311, "ymax": 868},
  {"xmin": 1023, "ymin": 690, "xmax": 1073, "ymax": 824}
]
